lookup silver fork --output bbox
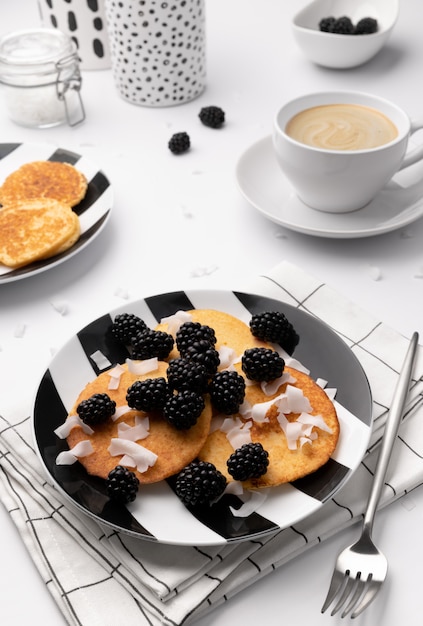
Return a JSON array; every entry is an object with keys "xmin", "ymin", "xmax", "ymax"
[{"xmin": 321, "ymin": 331, "xmax": 419, "ymax": 619}]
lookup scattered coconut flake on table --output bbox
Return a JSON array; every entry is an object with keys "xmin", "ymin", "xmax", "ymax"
[
  {"xmin": 56, "ymin": 440, "xmax": 94, "ymax": 465},
  {"xmin": 50, "ymin": 299, "xmax": 69, "ymax": 315},
  {"xmin": 90, "ymin": 350, "xmax": 112, "ymax": 370},
  {"xmin": 190, "ymin": 265, "xmax": 219, "ymax": 278},
  {"xmin": 114, "ymin": 286, "xmax": 130, "ymax": 300},
  {"xmin": 367, "ymin": 265, "xmax": 382, "ymax": 281},
  {"xmin": 13, "ymin": 323, "xmax": 26, "ymax": 338}
]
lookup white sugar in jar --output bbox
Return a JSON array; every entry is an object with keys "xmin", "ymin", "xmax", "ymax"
[{"xmin": 0, "ymin": 28, "xmax": 85, "ymax": 128}]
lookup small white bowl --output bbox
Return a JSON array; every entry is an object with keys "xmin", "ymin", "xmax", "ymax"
[{"xmin": 292, "ymin": 0, "xmax": 399, "ymax": 69}]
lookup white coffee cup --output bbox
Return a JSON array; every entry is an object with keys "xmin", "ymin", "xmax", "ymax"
[{"xmin": 273, "ymin": 91, "xmax": 423, "ymax": 213}]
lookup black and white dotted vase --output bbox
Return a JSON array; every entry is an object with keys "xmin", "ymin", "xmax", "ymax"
[
  {"xmin": 38, "ymin": 0, "xmax": 111, "ymax": 70},
  {"xmin": 104, "ymin": 0, "xmax": 206, "ymax": 107}
]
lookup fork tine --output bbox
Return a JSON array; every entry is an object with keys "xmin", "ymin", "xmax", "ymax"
[
  {"xmin": 341, "ymin": 574, "xmax": 367, "ymax": 618},
  {"xmin": 321, "ymin": 569, "xmax": 346, "ymax": 613},
  {"xmin": 351, "ymin": 578, "xmax": 382, "ymax": 619},
  {"xmin": 330, "ymin": 573, "xmax": 358, "ymax": 616}
]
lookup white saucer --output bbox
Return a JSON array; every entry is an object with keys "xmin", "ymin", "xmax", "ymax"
[{"xmin": 236, "ymin": 136, "xmax": 423, "ymax": 239}]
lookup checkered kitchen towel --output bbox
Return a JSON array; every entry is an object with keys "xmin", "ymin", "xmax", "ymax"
[{"xmin": 0, "ymin": 260, "xmax": 422, "ymax": 626}]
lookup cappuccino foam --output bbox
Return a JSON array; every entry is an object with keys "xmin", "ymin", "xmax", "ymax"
[{"xmin": 285, "ymin": 104, "xmax": 398, "ymax": 151}]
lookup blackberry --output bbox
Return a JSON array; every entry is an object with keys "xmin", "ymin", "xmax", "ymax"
[
  {"xmin": 167, "ymin": 357, "xmax": 209, "ymax": 393},
  {"xmin": 126, "ymin": 377, "xmax": 170, "ymax": 411},
  {"xmin": 227, "ymin": 442, "xmax": 269, "ymax": 482},
  {"xmin": 77, "ymin": 393, "xmax": 116, "ymax": 426},
  {"xmin": 131, "ymin": 328, "xmax": 174, "ymax": 360},
  {"xmin": 250, "ymin": 311, "xmax": 299, "ymax": 355},
  {"xmin": 176, "ymin": 321, "xmax": 216, "ymax": 355},
  {"xmin": 355, "ymin": 17, "xmax": 378, "ymax": 35},
  {"xmin": 163, "ymin": 390, "xmax": 205, "ymax": 430},
  {"xmin": 209, "ymin": 370, "xmax": 246, "ymax": 415},
  {"xmin": 185, "ymin": 340, "xmax": 220, "ymax": 377},
  {"xmin": 111, "ymin": 313, "xmax": 147, "ymax": 343},
  {"xmin": 106, "ymin": 465, "xmax": 139, "ymax": 503},
  {"xmin": 331, "ymin": 16, "xmax": 354, "ymax": 34},
  {"xmin": 241, "ymin": 347, "xmax": 285, "ymax": 382},
  {"xmin": 199, "ymin": 105, "xmax": 225, "ymax": 129},
  {"xmin": 319, "ymin": 16, "xmax": 336, "ymax": 32},
  {"xmin": 168, "ymin": 131, "xmax": 190, "ymax": 154},
  {"xmin": 175, "ymin": 460, "xmax": 227, "ymax": 506}
]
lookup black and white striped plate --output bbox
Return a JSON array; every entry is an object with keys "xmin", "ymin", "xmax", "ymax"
[
  {"xmin": 32, "ymin": 290, "xmax": 372, "ymax": 546},
  {"xmin": 0, "ymin": 142, "xmax": 112, "ymax": 284}
]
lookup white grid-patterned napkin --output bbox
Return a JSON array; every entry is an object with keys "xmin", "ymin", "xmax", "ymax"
[{"xmin": 1, "ymin": 260, "xmax": 422, "ymax": 626}]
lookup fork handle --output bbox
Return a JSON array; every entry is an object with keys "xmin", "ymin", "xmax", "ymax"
[{"xmin": 363, "ymin": 331, "xmax": 419, "ymax": 536}]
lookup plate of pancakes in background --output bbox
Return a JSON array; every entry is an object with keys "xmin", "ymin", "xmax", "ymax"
[
  {"xmin": 33, "ymin": 290, "xmax": 372, "ymax": 546},
  {"xmin": 0, "ymin": 142, "xmax": 113, "ymax": 283}
]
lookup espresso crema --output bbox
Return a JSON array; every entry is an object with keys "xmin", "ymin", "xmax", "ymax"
[{"xmin": 285, "ymin": 103, "xmax": 398, "ymax": 151}]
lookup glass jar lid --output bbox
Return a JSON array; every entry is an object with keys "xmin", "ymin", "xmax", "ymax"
[{"xmin": 0, "ymin": 28, "xmax": 77, "ymax": 79}]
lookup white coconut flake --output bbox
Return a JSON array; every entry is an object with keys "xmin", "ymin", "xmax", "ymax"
[
  {"xmin": 114, "ymin": 286, "xmax": 130, "ymax": 300},
  {"xmin": 126, "ymin": 357, "xmax": 159, "ymax": 375},
  {"xmin": 54, "ymin": 414, "xmax": 94, "ymax": 438},
  {"xmin": 367, "ymin": 265, "xmax": 382, "ymax": 281},
  {"xmin": 209, "ymin": 414, "xmax": 227, "ymax": 433},
  {"xmin": 50, "ymin": 299, "xmax": 69, "ymax": 315},
  {"xmin": 117, "ymin": 416, "xmax": 150, "ymax": 441},
  {"xmin": 324, "ymin": 387, "xmax": 337, "ymax": 401},
  {"xmin": 223, "ymin": 481, "xmax": 244, "ymax": 496},
  {"xmin": 222, "ymin": 418, "xmax": 252, "ymax": 449},
  {"xmin": 56, "ymin": 440, "xmax": 94, "ymax": 465},
  {"xmin": 14, "ymin": 323, "xmax": 26, "ymax": 338},
  {"xmin": 230, "ymin": 489, "xmax": 269, "ymax": 517},
  {"xmin": 108, "ymin": 439, "xmax": 158, "ymax": 473},
  {"xmin": 238, "ymin": 399, "xmax": 253, "ymax": 419},
  {"xmin": 160, "ymin": 310, "xmax": 192, "ymax": 334},
  {"xmin": 316, "ymin": 378, "xmax": 328, "ymax": 389},
  {"xmin": 218, "ymin": 345, "xmax": 238, "ymax": 370},
  {"xmin": 90, "ymin": 350, "xmax": 112, "ymax": 370},
  {"xmin": 297, "ymin": 412, "xmax": 333, "ymax": 433},
  {"xmin": 113, "ymin": 405, "xmax": 132, "ymax": 420},
  {"xmin": 261, "ymin": 371, "xmax": 294, "ymax": 396}
]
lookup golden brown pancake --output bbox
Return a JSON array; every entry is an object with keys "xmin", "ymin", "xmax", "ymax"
[
  {"xmin": 157, "ymin": 308, "xmax": 271, "ymax": 360},
  {"xmin": 0, "ymin": 198, "xmax": 80, "ymax": 268},
  {"xmin": 0, "ymin": 160, "xmax": 87, "ymax": 207},
  {"xmin": 66, "ymin": 361, "xmax": 213, "ymax": 484},
  {"xmin": 198, "ymin": 366, "xmax": 339, "ymax": 488}
]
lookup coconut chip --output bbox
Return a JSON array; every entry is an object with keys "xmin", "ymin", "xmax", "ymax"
[
  {"xmin": 108, "ymin": 439, "xmax": 158, "ymax": 473},
  {"xmin": 56, "ymin": 440, "xmax": 94, "ymax": 465},
  {"xmin": 54, "ymin": 414, "xmax": 94, "ymax": 438}
]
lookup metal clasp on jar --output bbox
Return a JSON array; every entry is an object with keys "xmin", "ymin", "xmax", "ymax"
[{"xmin": 56, "ymin": 53, "xmax": 85, "ymax": 127}]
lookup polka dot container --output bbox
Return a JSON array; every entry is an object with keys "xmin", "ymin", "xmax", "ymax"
[
  {"xmin": 38, "ymin": 0, "xmax": 110, "ymax": 70},
  {"xmin": 105, "ymin": 0, "xmax": 206, "ymax": 106}
]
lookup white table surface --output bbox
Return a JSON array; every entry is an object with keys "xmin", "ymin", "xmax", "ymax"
[{"xmin": 1, "ymin": 1, "xmax": 423, "ymax": 624}]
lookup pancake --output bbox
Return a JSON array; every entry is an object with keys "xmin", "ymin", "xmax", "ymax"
[
  {"xmin": 198, "ymin": 366, "xmax": 339, "ymax": 488},
  {"xmin": 157, "ymin": 308, "xmax": 272, "ymax": 360},
  {"xmin": 0, "ymin": 160, "xmax": 88, "ymax": 207},
  {"xmin": 0, "ymin": 198, "xmax": 80, "ymax": 268},
  {"xmin": 66, "ymin": 361, "xmax": 213, "ymax": 484}
]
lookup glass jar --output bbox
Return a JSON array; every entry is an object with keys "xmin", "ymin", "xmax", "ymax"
[{"xmin": 0, "ymin": 28, "xmax": 85, "ymax": 128}]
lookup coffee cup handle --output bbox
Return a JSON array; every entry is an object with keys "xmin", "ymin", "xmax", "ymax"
[{"xmin": 399, "ymin": 119, "xmax": 423, "ymax": 170}]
